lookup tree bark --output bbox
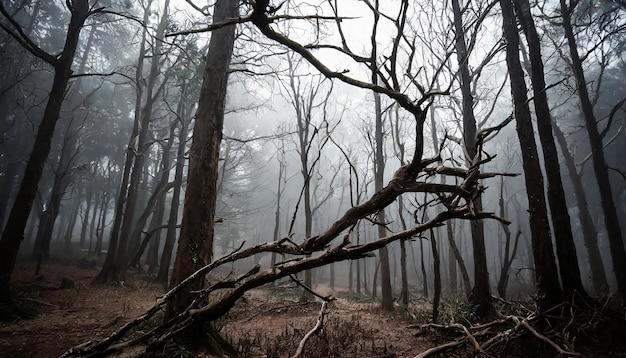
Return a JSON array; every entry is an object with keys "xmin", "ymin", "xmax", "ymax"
[
  {"xmin": 559, "ymin": 0, "xmax": 626, "ymax": 294},
  {"xmin": 374, "ymin": 90, "xmax": 394, "ymax": 312},
  {"xmin": 500, "ymin": 0, "xmax": 563, "ymax": 308},
  {"xmin": 552, "ymin": 122, "xmax": 608, "ymax": 295},
  {"xmin": 496, "ymin": 177, "xmax": 521, "ymax": 299},
  {"xmin": 165, "ymin": 0, "xmax": 238, "ymax": 319},
  {"xmin": 63, "ymin": 190, "xmax": 81, "ymax": 253},
  {"xmin": 447, "ymin": 222, "xmax": 471, "ymax": 295},
  {"xmin": 79, "ymin": 170, "xmax": 95, "ymax": 249},
  {"xmin": 419, "ymin": 237, "xmax": 429, "ymax": 299},
  {"xmin": 430, "ymin": 230, "xmax": 441, "ymax": 322},
  {"xmin": 156, "ymin": 91, "xmax": 189, "ymax": 284},
  {"xmin": 451, "ymin": 0, "xmax": 493, "ymax": 317},
  {"xmin": 515, "ymin": 0, "xmax": 586, "ymax": 298}
]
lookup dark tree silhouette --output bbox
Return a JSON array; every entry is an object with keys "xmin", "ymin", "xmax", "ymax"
[
  {"xmin": 0, "ymin": 0, "xmax": 102, "ymax": 307},
  {"xmin": 500, "ymin": 0, "xmax": 562, "ymax": 309}
]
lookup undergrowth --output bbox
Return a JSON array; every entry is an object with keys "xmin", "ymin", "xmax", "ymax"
[
  {"xmin": 224, "ymin": 312, "xmax": 397, "ymax": 357},
  {"xmin": 336, "ymin": 291, "xmax": 375, "ymax": 303}
]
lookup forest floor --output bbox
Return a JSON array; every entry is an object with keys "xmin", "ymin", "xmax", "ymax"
[
  {"xmin": 0, "ymin": 260, "xmax": 439, "ymax": 357},
  {"xmin": 3, "ymin": 260, "xmax": 624, "ymax": 357}
]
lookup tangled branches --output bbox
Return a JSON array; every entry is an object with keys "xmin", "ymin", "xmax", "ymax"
[
  {"xmin": 60, "ymin": 146, "xmax": 515, "ymax": 357},
  {"xmin": 411, "ymin": 295, "xmax": 626, "ymax": 357}
]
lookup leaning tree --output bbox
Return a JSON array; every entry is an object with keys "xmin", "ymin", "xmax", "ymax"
[{"xmin": 62, "ymin": 1, "xmax": 517, "ymax": 355}]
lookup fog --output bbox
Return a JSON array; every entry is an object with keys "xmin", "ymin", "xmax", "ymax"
[{"xmin": 1, "ymin": 0, "xmax": 625, "ymax": 306}]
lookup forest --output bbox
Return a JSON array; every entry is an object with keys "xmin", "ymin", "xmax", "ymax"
[{"xmin": 0, "ymin": 0, "xmax": 625, "ymax": 356}]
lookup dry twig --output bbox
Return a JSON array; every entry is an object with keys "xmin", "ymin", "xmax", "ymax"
[{"xmin": 292, "ymin": 301, "xmax": 328, "ymax": 358}]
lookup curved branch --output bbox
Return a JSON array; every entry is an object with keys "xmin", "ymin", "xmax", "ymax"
[{"xmin": 0, "ymin": 4, "xmax": 56, "ymax": 63}]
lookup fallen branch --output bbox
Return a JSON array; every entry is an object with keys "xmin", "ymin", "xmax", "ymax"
[
  {"xmin": 450, "ymin": 323, "xmax": 484, "ymax": 354},
  {"xmin": 516, "ymin": 318, "xmax": 581, "ymax": 356},
  {"xmin": 414, "ymin": 338, "xmax": 467, "ymax": 358},
  {"xmin": 62, "ymin": 136, "xmax": 511, "ymax": 357},
  {"xmin": 289, "ymin": 274, "xmax": 335, "ymax": 302},
  {"xmin": 244, "ymin": 301, "xmax": 315, "ymax": 322},
  {"xmin": 292, "ymin": 301, "xmax": 328, "ymax": 358}
]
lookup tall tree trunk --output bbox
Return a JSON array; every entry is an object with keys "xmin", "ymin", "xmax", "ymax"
[
  {"xmin": 270, "ymin": 144, "xmax": 285, "ymax": 285},
  {"xmin": 515, "ymin": 0, "xmax": 586, "ymax": 298},
  {"xmin": 559, "ymin": 0, "xmax": 626, "ymax": 294},
  {"xmin": 0, "ymin": 0, "xmax": 90, "ymax": 306},
  {"xmin": 63, "ymin": 191, "xmax": 81, "ymax": 253},
  {"xmin": 165, "ymin": 0, "xmax": 238, "ymax": 323},
  {"xmin": 32, "ymin": 130, "xmax": 76, "ymax": 259},
  {"xmin": 357, "ymin": 229, "xmax": 363, "ymax": 294},
  {"xmin": 95, "ymin": 0, "xmax": 152, "ymax": 284},
  {"xmin": 156, "ymin": 92, "xmax": 189, "ymax": 284},
  {"xmin": 127, "ymin": 161, "xmax": 174, "ymax": 268},
  {"xmin": 447, "ymin": 222, "xmax": 471, "ymax": 295},
  {"xmin": 451, "ymin": 0, "xmax": 492, "ymax": 316},
  {"xmin": 146, "ymin": 195, "xmax": 166, "ymax": 273},
  {"xmin": 500, "ymin": 0, "xmax": 562, "ymax": 308},
  {"xmin": 348, "ymin": 261, "xmax": 353, "ymax": 293},
  {"xmin": 430, "ymin": 230, "xmax": 441, "ymax": 322},
  {"xmin": 88, "ymin": 182, "xmax": 101, "ymax": 253},
  {"xmin": 115, "ymin": 0, "xmax": 170, "ymax": 280},
  {"xmin": 419, "ymin": 237, "xmax": 429, "ymax": 299},
  {"xmin": 374, "ymin": 90, "xmax": 394, "ymax": 312},
  {"xmin": 399, "ymin": 238, "xmax": 409, "ymax": 305},
  {"xmin": 552, "ymin": 122, "xmax": 608, "ymax": 295},
  {"xmin": 79, "ymin": 172, "xmax": 95, "ymax": 249},
  {"xmin": 284, "ymin": 53, "xmax": 316, "ymax": 300},
  {"xmin": 496, "ymin": 177, "xmax": 522, "ymax": 299},
  {"xmin": 371, "ymin": 257, "xmax": 380, "ymax": 299},
  {"xmin": 447, "ymin": 224, "xmax": 458, "ymax": 292},
  {"xmin": 94, "ymin": 191, "xmax": 110, "ymax": 258}
]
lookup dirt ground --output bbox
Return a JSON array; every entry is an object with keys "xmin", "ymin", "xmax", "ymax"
[{"xmin": 0, "ymin": 260, "xmax": 436, "ymax": 357}]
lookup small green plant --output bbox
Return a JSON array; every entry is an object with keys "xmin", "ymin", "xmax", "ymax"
[
  {"xmin": 532, "ymin": 284, "xmax": 545, "ymax": 302},
  {"xmin": 410, "ymin": 307, "xmax": 433, "ymax": 323},
  {"xmin": 438, "ymin": 294, "xmax": 477, "ymax": 324},
  {"xmin": 165, "ymin": 344, "xmax": 191, "ymax": 358}
]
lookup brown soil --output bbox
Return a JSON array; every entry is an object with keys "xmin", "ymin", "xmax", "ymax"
[
  {"xmin": 0, "ymin": 260, "xmax": 164, "ymax": 357},
  {"xmin": 0, "ymin": 261, "xmax": 435, "ymax": 357},
  {"xmin": 3, "ymin": 261, "xmax": 623, "ymax": 357}
]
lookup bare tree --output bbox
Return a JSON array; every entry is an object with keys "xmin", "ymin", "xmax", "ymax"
[
  {"xmin": 559, "ymin": 0, "xmax": 626, "ymax": 294},
  {"xmin": 552, "ymin": 122, "xmax": 609, "ymax": 295},
  {"xmin": 164, "ymin": 4, "xmax": 238, "ymax": 355},
  {"xmin": 500, "ymin": 0, "xmax": 563, "ymax": 308},
  {"xmin": 451, "ymin": 0, "xmax": 493, "ymax": 316},
  {"xmin": 63, "ymin": 1, "xmax": 518, "ymax": 354},
  {"xmin": 514, "ymin": 0, "xmax": 587, "ymax": 298},
  {"xmin": 278, "ymin": 53, "xmax": 333, "ymax": 299},
  {"xmin": 0, "ymin": 0, "xmax": 103, "ymax": 307},
  {"xmin": 96, "ymin": 0, "xmax": 173, "ymax": 283}
]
